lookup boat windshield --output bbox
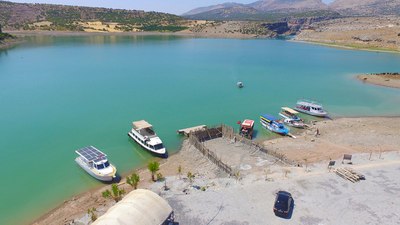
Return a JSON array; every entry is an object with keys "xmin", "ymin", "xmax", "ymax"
[
  {"xmin": 153, "ymin": 143, "xmax": 164, "ymax": 150},
  {"xmin": 95, "ymin": 161, "xmax": 110, "ymax": 169}
]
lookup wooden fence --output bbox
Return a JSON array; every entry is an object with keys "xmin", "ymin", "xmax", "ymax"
[
  {"xmin": 221, "ymin": 124, "xmax": 299, "ymax": 166},
  {"xmin": 188, "ymin": 124, "xmax": 298, "ymax": 175},
  {"xmin": 188, "ymin": 132, "xmax": 234, "ymax": 176}
]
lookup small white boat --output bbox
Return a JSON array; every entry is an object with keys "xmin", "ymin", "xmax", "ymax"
[
  {"xmin": 279, "ymin": 107, "xmax": 307, "ymax": 128},
  {"xmin": 128, "ymin": 120, "xmax": 167, "ymax": 157},
  {"xmin": 283, "ymin": 118, "xmax": 307, "ymax": 128},
  {"xmin": 295, "ymin": 99, "xmax": 328, "ymax": 117},
  {"xmin": 237, "ymin": 81, "xmax": 244, "ymax": 88},
  {"xmin": 279, "ymin": 107, "xmax": 302, "ymax": 120},
  {"xmin": 75, "ymin": 146, "xmax": 117, "ymax": 182}
]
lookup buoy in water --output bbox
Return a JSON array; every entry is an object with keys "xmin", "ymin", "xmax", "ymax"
[{"xmin": 237, "ymin": 81, "xmax": 244, "ymax": 88}]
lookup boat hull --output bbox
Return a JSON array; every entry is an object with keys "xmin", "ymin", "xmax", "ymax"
[
  {"xmin": 75, "ymin": 157, "xmax": 115, "ymax": 182},
  {"xmin": 128, "ymin": 131, "xmax": 167, "ymax": 157}
]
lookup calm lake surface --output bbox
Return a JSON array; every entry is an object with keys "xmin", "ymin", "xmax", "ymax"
[{"xmin": 1, "ymin": 35, "xmax": 400, "ymax": 224}]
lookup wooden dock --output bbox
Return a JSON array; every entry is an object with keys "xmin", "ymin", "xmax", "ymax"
[{"xmin": 177, "ymin": 125, "xmax": 207, "ymax": 136}]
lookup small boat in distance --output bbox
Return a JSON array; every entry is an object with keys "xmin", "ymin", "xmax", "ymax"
[
  {"xmin": 239, "ymin": 119, "xmax": 254, "ymax": 139},
  {"xmin": 295, "ymin": 99, "xmax": 328, "ymax": 117},
  {"xmin": 75, "ymin": 146, "xmax": 117, "ymax": 182},
  {"xmin": 237, "ymin": 81, "xmax": 244, "ymax": 88},
  {"xmin": 260, "ymin": 114, "xmax": 289, "ymax": 135},
  {"xmin": 128, "ymin": 120, "xmax": 167, "ymax": 157}
]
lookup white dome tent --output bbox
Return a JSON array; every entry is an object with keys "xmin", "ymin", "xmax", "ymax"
[{"xmin": 92, "ymin": 189, "xmax": 174, "ymax": 225}]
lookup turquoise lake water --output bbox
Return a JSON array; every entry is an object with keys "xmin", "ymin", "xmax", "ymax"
[{"xmin": 1, "ymin": 35, "xmax": 400, "ymax": 224}]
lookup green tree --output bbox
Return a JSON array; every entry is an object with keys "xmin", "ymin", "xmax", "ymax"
[
  {"xmin": 87, "ymin": 207, "xmax": 97, "ymax": 222},
  {"xmin": 187, "ymin": 171, "xmax": 195, "ymax": 184},
  {"xmin": 102, "ymin": 184, "xmax": 125, "ymax": 202},
  {"xmin": 178, "ymin": 165, "xmax": 182, "ymax": 179},
  {"xmin": 126, "ymin": 172, "xmax": 140, "ymax": 189},
  {"xmin": 147, "ymin": 161, "xmax": 160, "ymax": 182}
]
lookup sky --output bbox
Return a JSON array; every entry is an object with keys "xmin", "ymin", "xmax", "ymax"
[{"xmin": 10, "ymin": 0, "xmax": 336, "ymax": 15}]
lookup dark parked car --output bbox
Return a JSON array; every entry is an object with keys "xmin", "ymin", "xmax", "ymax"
[{"xmin": 273, "ymin": 191, "xmax": 293, "ymax": 218}]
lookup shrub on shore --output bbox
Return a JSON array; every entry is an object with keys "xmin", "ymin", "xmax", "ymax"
[
  {"xmin": 126, "ymin": 172, "xmax": 140, "ymax": 189},
  {"xmin": 102, "ymin": 184, "xmax": 125, "ymax": 202},
  {"xmin": 147, "ymin": 161, "xmax": 160, "ymax": 182}
]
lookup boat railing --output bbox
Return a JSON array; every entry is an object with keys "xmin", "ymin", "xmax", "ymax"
[{"xmin": 298, "ymin": 98, "xmax": 323, "ymax": 106}]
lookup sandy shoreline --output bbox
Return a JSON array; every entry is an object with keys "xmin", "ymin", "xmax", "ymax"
[
  {"xmin": 357, "ymin": 73, "xmax": 400, "ymax": 89},
  {"xmin": 31, "ymin": 116, "xmax": 400, "ymax": 225},
  {"xmin": 291, "ymin": 39, "xmax": 400, "ymax": 54},
  {"xmin": 5, "ymin": 30, "xmax": 261, "ymax": 39}
]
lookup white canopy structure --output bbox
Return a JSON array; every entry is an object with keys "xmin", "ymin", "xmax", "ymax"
[
  {"xmin": 93, "ymin": 189, "xmax": 173, "ymax": 225},
  {"xmin": 132, "ymin": 120, "xmax": 153, "ymax": 130}
]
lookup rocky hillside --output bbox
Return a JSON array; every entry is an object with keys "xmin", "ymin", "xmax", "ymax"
[
  {"xmin": 0, "ymin": 1, "xmax": 187, "ymax": 32},
  {"xmin": 294, "ymin": 16, "xmax": 400, "ymax": 52},
  {"xmin": 330, "ymin": 0, "xmax": 400, "ymax": 16},
  {"xmin": 184, "ymin": 0, "xmax": 400, "ymax": 20}
]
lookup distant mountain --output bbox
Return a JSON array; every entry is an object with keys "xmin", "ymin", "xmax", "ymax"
[
  {"xmin": 182, "ymin": 2, "xmax": 244, "ymax": 16},
  {"xmin": 0, "ymin": 1, "xmax": 187, "ymax": 32},
  {"xmin": 248, "ymin": 0, "xmax": 327, "ymax": 12},
  {"xmin": 184, "ymin": 0, "xmax": 332, "ymax": 20},
  {"xmin": 183, "ymin": 0, "xmax": 400, "ymax": 20},
  {"xmin": 330, "ymin": 0, "xmax": 400, "ymax": 16},
  {"xmin": 184, "ymin": 5, "xmax": 263, "ymax": 21}
]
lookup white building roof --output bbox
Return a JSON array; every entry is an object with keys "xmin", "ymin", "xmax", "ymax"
[{"xmin": 92, "ymin": 189, "xmax": 173, "ymax": 225}]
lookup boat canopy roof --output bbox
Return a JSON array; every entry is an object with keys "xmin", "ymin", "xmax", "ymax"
[
  {"xmin": 92, "ymin": 189, "xmax": 173, "ymax": 225},
  {"xmin": 297, "ymin": 99, "xmax": 323, "ymax": 107},
  {"xmin": 76, "ymin": 146, "xmax": 107, "ymax": 163},
  {"xmin": 132, "ymin": 120, "xmax": 152, "ymax": 129},
  {"xmin": 281, "ymin": 107, "xmax": 299, "ymax": 114},
  {"xmin": 241, "ymin": 119, "xmax": 254, "ymax": 128},
  {"xmin": 260, "ymin": 114, "xmax": 276, "ymax": 121}
]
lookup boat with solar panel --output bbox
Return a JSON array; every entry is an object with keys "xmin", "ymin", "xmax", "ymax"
[
  {"xmin": 295, "ymin": 99, "xmax": 328, "ymax": 117},
  {"xmin": 260, "ymin": 114, "xmax": 289, "ymax": 135},
  {"xmin": 75, "ymin": 146, "xmax": 117, "ymax": 182},
  {"xmin": 128, "ymin": 120, "xmax": 167, "ymax": 157}
]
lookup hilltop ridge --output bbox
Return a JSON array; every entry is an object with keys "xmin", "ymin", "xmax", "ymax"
[
  {"xmin": 183, "ymin": 0, "xmax": 400, "ymax": 20},
  {"xmin": 0, "ymin": 0, "xmax": 187, "ymax": 32}
]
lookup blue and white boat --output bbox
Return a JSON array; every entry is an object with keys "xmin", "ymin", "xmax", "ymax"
[{"xmin": 260, "ymin": 114, "xmax": 289, "ymax": 135}]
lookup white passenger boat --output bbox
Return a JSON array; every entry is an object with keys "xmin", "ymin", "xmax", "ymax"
[
  {"xmin": 75, "ymin": 146, "xmax": 117, "ymax": 182},
  {"xmin": 128, "ymin": 120, "xmax": 167, "ymax": 157},
  {"xmin": 295, "ymin": 99, "xmax": 328, "ymax": 117}
]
